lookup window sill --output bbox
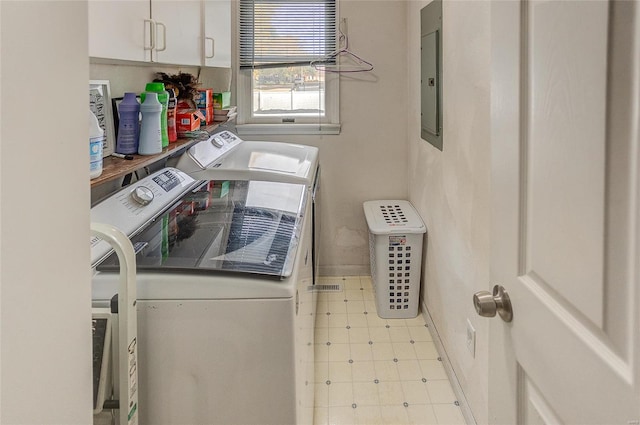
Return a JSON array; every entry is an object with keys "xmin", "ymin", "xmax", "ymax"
[{"xmin": 236, "ymin": 123, "xmax": 341, "ymax": 136}]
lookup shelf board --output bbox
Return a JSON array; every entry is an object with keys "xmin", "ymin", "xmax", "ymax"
[{"xmin": 90, "ymin": 124, "xmax": 223, "ymax": 187}]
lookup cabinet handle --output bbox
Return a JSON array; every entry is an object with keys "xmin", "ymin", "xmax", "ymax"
[
  {"xmin": 144, "ymin": 19, "xmax": 155, "ymax": 50},
  {"xmin": 205, "ymin": 37, "xmax": 215, "ymax": 58},
  {"xmin": 155, "ymin": 21, "xmax": 167, "ymax": 52}
]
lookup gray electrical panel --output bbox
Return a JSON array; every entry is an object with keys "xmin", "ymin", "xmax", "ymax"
[{"xmin": 421, "ymin": 0, "xmax": 443, "ymax": 150}]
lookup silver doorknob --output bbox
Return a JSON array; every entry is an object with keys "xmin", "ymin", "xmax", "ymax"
[{"xmin": 473, "ymin": 285, "xmax": 513, "ymax": 322}]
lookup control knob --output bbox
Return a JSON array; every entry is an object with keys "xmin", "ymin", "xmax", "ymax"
[
  {"xmin": 131, "ymin": 186, "xmax": 154, "ymax": 206},
  {"xmin": 211, "ymin": 136, "xmax": 224, "ymax": 148}
]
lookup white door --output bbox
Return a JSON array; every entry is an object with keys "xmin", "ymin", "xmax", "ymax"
[{"xmin": 489, "ymin": 1, "xmax": 640, "ymax": 423}]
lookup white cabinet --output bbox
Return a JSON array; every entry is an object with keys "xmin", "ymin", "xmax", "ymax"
[
  {"xmin": 203, "ymin": 0, "xmax": 231, "ymax": 68},
  {"xmin": 89, "ymin": 0, "xmax": 230, "ymax": 67},
  {"xmin": 151, "ymin": 1, "xmax": 202, "ymax": 65},
  {"xmin": 89, "ymin": 0, "xmax": 153, "ymax": 62}
]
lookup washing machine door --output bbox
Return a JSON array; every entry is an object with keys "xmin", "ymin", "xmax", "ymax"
[{"xmin": 97, "ymin": 180, "xmax": 308, "ymax": 278}]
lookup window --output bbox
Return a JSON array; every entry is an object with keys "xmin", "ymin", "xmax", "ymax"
[{"xmin": 237, "ymin": 0, "xmax": 340, "ymax": 134}]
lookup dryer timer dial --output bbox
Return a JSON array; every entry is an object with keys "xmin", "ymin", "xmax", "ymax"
[{"xmin": 131, "ymin": 186, "xmax": 154, "ymax": 206}]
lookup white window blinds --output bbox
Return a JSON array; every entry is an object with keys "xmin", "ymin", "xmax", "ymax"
[{"xmin": 239, "ymin": 0, "xmax": 337, "ymax": 69}]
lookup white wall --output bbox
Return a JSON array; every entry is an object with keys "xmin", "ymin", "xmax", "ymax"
[
  {"xmin": 233, "ymin": 0, "xmax": 409, "ymax": 277},
  {"xmin": 0, "ymin": 2, "xmax": 92, "ymax": 423},
  {"xmin": 407, "ymin": 1, "xmax": 491, "ymax": 423}
]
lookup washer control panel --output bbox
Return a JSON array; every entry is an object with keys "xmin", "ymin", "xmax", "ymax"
[
  {"xmin": 184, "ymin": 130, "xmax": 243, "ymax": 169},
  {"xmin": 91, "ymin": 168, "xmax": 197, "ymax": 266}
]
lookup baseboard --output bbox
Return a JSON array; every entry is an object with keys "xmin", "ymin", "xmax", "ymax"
[
  {"xmin": 318, "ymin": 265, "xmax": 370, "ymax": 277},
  {"xmin": 421, "ymin": 299, "xmax": 477, "ymax": 425}
]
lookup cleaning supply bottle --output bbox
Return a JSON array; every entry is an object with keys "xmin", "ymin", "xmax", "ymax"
[
  {"xmin": 140, "ymin": 82, "xmax": 169, "ymax": 148},
  {"xmin": 138, "ymin": 92, "xmax": 163, "ymax": 155},
  {"xmin": 166, "ymin": 88, "xmax": 178, "ymax": 143},
  {"xmin": 115, "ymin": 92, "xmax": 141, "ymax": 154},
  {"xmin": 89, "ymin": 109, "xmax": 104, "ymax": 179}
]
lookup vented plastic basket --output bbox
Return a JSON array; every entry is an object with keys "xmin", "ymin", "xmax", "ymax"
[{"xmin": 363, "ymin": 200, "xmax": 426, "ymax": 319}]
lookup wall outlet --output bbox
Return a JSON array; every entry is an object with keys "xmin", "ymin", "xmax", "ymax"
[{"xmin": 466, "ymin": 318, "xmax": 476, "ymax": 358}]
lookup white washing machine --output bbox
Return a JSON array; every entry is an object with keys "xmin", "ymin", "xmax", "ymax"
[
  {"xmin": 174, "ymin": 130, "xmax": 322, "ymax": 285},
  {"xmin": 91, "ymin": 168, "xmax": 315, "ymax": 425}
]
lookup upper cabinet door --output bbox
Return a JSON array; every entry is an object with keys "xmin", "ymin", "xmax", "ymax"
[
  {"xmin": 89, "ymin": 0, "xmax": 153, "ymax": 62},
  {"xmin": 203, "ymin": 0, "xmax": 231, "ymax": 68},
  {"xmin": 151, "ymin": 0, "xmax": 202, "ymax": 65}
]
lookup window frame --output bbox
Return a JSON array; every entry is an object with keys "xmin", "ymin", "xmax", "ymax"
[{"xmin": 234, "ymin": 0, "xmax": 341, "ymax": 135}]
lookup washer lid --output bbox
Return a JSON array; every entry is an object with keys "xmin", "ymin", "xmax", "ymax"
[
  {"xmin": 180, "ymin": 139, "xmax": 319, "ymax": 186},
  {"xmin": 97, "ymin": 180, "xmax": 308, "ymax": 278}
]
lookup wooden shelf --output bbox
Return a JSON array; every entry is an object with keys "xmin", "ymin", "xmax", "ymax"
[{"xmin": 90, "ymin": 124, "xmax": 223, "ymax": 187}]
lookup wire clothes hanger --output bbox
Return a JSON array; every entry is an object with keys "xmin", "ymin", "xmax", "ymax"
[{"xmin": 310, "ymin": 19, "xmax": 374, "ymax": 73}]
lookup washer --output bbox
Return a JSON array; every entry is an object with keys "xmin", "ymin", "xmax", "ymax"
[
  {"xmin": 91, "ymin": 168, "xmax": 315, "ymax": 425},
  {"xmin": 174, "ymin": 130, "xmax": 322, "ymax": 285}
]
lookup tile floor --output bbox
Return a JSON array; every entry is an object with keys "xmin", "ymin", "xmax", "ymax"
[{"xmin": 313, "ymin": 276, "xmax": 466, "ymax": 425}]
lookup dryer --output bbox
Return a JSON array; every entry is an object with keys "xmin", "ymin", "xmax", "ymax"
[
  {"xmin": 174, "ymin": 130, "xmax": 322, "ymax": 285},
  {"xmin": 91, "ymin": 168, "xmax": 315, "ymax": 425}
]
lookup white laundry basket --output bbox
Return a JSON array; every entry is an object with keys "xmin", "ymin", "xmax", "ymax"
[{"xmin": 364, "ymin": 200, "xmax": 426, "ymax": 319}]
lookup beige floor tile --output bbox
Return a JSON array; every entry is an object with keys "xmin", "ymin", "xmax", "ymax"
[
  {"xmin": 380, "ymin": 405, "xmax": 410, "ymax": 424},
  {"xmin": 432, "ymin": 404, "xmax": 466, "ymax": 425},
  {"xmin": 316, "ymin": 383, "xmax": 329, "ymax": 407},
  {"xmin": 360, "ymin": 276, "xmax": 373, "ymax": 288},
  {"xmin": 425, "ymin": 380, "xmax": 457, "ymax": 404},
  {"xmin": 414, "ymin": 341, "xmax": 439, "ymax": 359},
  {"xmin": 350, "ymin": 343, "xmax": 373, "ymax": 361},
  {"xmin": 397, "ymin": 359, "xmax": 423, "ymax": 381},
  {"xmin": 329, "ymin": 327, "xmax": 351, "ymax": 344},
  {"xmin": 314, "ymin": 407, "xmax": 329, "ymax": 425},
  {"xmin": 401, "ymin": 380, "xmax": 431, "ymax": 405},
  {"xmin": 366, "ymin": 313, "xmax": 389, "ymax": 328},
  {"xmin": 315, "ymin": 343, "xmax": 329, "ymax": 362},
  {"xmin": 328, "ymin": 343, "xmax": 352, "ymax": 363},
  {"xmin": 371, "ymin": 342, "xmax": 395, "ymax": 361},
  {"xmin": 355, "ymin": 405, "xmax": 384, "ymax": 425},
  {"xmin": 345, "ymin": 289, "xmax": 364, "ymax": 301},
  {"xmin": 419, "ymin": 360, "xmax": 448, "ymax": 380},
  {"xmin": 343, "ymin": 278, "xmax": 362, "ymax": 289},
  {"xmin": 317, "ymin": 300, "xmax": 330, "ymax": 314},
  {"xmin": 389, "ymin": 326, "xmax": 412, "ymax": 343},
  {"xmin": 329, "ymin": 301, "xmax": 348, "ymax": 314},
  {"xmin": 368, "ymin": 327, "xmax": 391, "ymax": 343},
  {"xmin": 346, "ymin": 300, "xmax": 366, "ymax": 315},
  {"xmin": 316, "ymin": 277, "xmax": 462, "ymax": 425},
  {"xmin": 329, "ymin": 314, "xmax": 350, "ymax": 328},
  {"xmin": 348, "ymin": 327, "xmax": 370, "ymax": 344},
  {"xmin": 328, "ymin": 406, "xmax": 358, "ymax": 425},
  {"xmin": 315, "ymin": 327, "xmax": 329, "ymax": 344},
  {"xmin": 315, "ymin": 361, "xmax": 329, "ymax": 383},
  {"xmin": 373, "ymin": 360, "xmax": 401, "ymax": 382},
  {"xmin": 351, "ymin": 361, "xmax": 376, "ymax": 383},
  {"xmin": 377, "ymin": 381, "xmax": 405, "ymax": 405},
  {"xmin": 329, "ymin": 361, "xmax": 353, "ymax": 383},
  {"xmin": 408, "ymin": 325, "xmax": 433, "ymax": 342},
  {"xmin": 406, "ymin": 404, "xmax": 438, "ymax": 425},
  {"xmin": 393, "ymin": 341, "xmax": 418, "ymax": 359},
  {"xmin": 346, "ymin": 313, "xmax": 369, "ymax": 328},
  {"xmin": 362, "ymin": 290, "xmax": 375, "ymax": 301},
  {"xmin": 327, "ymin": 291, "xmax": 347, "ymax": 301},
  {"xmin": 364, "ymin": 300, "xmax": 378, "ymax": 313},
  {"xmin": 352, "ymin": 381, "xmax": 381, "ymax": 406},
  {"xmin": 404, "ymin": 315, "xmax": 427, "ymax": 326},
  {"xmin": 328, "ymin": 382, "xmax": 354, "ymax": 407},
  {"xmin": 316, "ymin": 313, "xmax": 329, "ymax": 328}
]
